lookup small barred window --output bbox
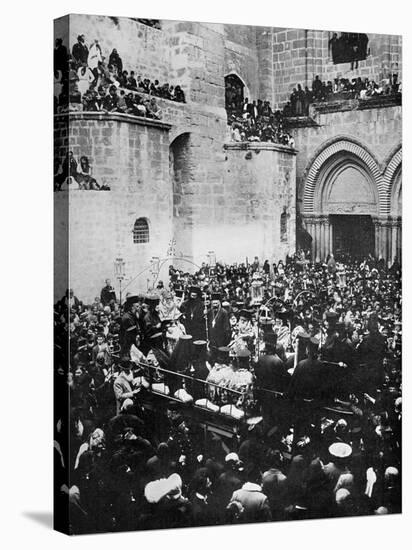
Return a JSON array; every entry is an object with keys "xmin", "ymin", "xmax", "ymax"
[{"xmin": 133, "ymin": 218, "xmax": 149, "ymax": 243}]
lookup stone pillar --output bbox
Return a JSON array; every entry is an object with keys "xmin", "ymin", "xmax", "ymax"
[
  {"xmin": 320, "ymin": 215, "xmax": 330, "ymax": 260},
  {"xmin": 314, "ymin": 218, "xmax": 321, "ymax": 262},
  {"xmin": 320, "ymin": 219, "xmax": 325, "ymax": 261},
  {"xmin": 382, "ymin": 219, "xmax": 391, "ymax": 265},
  {"xmin": 373, "ymin": 218, "xmax": 381, "ymax": 259},
  {"xmin": 396, "ymin": 217, "xmax": 402, "ymax": 261},
  {"xmin": 329, "ymin": 220, "xmax": 333, "ymax": 256},
  {"xmin": 302, "ymin": 214, "xmax": 316, "ymax": 261}
]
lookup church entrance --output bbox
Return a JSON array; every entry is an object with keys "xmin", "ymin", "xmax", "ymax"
[{"xmin": 331, "ymin": 215, "xmax": 375, "ymax": 261}]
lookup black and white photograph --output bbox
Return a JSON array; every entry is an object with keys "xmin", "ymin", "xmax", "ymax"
[{"xmin": 51, "ymin": 12, "xmax": 403, "ymax": 535}]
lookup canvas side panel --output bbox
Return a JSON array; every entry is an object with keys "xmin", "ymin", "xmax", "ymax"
[{"xmin": 53, "ymin": 14, "xmax": 71, "ymax": 536}]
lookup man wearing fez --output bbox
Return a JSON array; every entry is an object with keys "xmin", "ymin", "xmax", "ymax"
[
  {"xmin": 207, "ymin": 292, "xmax": 232, "ymax": 352},
  {"xmin": 100, "ymin": 278, "xmax": 116, "ymax": 306},
  {"xmin": 180, "ymin": 286, "xmax": 207, "ymax": 341}
]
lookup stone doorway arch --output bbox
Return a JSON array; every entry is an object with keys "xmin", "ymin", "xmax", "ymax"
[{"xmin": 302, "ymin": 138, "xmax": 385, "ymax": 262}]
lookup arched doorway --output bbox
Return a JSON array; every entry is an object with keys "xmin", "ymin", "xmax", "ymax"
[
  {"xmin": 169, "ymin": 132, "xmax": 194, "ymax": 262},
  {"xmin": 319, "ymin": 160, "xmax": 378, "ymax": 260},
  {"xmin": 302, "ymin": 139, "xmax": 382, "ymax": 262},
  {"xmin": 224, "ymin": 73, "xmax": 245, "ymax": 118}
]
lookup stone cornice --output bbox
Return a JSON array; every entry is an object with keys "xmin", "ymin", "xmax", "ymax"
[
  {"xmin": 54, "ymin": 111, "xmax": 172, "ymax": 131},
  {"xmin": 223, "ymin": 141, "xmax": 297, "ymax": 155}
]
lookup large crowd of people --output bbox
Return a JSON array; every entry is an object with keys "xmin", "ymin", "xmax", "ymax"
[
  {"xmin": 54, "ymin": 251, "xmax": 401, "ymax": 533},
  {"xmin": 54, "ymin": 34, "xmax": 186, "ymax": 115},
  {"xmin": 227, "ymin": 99, "xmax": 295, "ymax": 146},
  {"xmin": 285, "ymin": 74, "xmax": 402, "ymax": 117}
]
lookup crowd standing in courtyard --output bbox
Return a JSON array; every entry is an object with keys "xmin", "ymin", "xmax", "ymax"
[{"xmin": 54, "ymin": 251, "xmax": 401, "ymax": 533}]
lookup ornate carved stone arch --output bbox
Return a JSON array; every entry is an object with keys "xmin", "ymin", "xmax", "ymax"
[
  {"xmin": 303, "ymin": 137, "xmax": 385, "ymax": 214},
  {"xmin": 383, "ymin": 146, "xmax": 402, "ymax": 215}
]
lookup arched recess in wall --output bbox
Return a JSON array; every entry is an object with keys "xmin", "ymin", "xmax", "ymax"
[
  {"xmin": 169, "ymin": 133, "xmax": 194, "ymax": 260},
  {"xmin": 313, "ymin": 154, "xmax": 379, "ymax": 215},
  {"xmin": 303, "ymin": 138, "xmax": 385, "ymax": 214},
  {"xmin": 224, "ymin": 72, "xmax": 249, "ymax": 117}
]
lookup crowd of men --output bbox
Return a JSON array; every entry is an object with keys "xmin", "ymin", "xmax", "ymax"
[
  {"xmin": 227, "ymin": 99, "xmax": 295, "ymax": 146},
  {"xmin": 54, "ymin": 34, "xmax": 185, "ymax": 115},
  {"xmin": 54, "ymin": 253, "xmax": 401, "ymax": 533},
  {"xmin": 285, "ymin": 74, "xmax": 402, "ymax": 117}
]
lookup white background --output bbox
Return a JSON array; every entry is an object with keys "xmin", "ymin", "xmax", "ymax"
[{"xmin": 0, "ymin": 0, "xmax": 410, "ymax": 547}]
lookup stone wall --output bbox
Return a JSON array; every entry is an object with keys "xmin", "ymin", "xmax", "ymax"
[
  {"xmin": 290, "ymin": 104, "xmax": 402, "ymax": 209},
  {"xmin": 255, "ymin": 27, "xmax": 402, "ymax": 109},
  {"xmin": 213, "ymin": 142, "xmax": 296, "ymax": 264},
  {"xmin": 224, "ymin": 25, "xmax": 260, "ymax": 101},
  {"xmin": 54, "ymin": 113, "xmax": 172, "ymax": 302},
  {"xmin": 290, "ymin": 104, "xmax": 401, "ymax": 264},
  {"xmin": 66, "ymin": 15, "xmax": 171, "ymax": 87},
  {"xmin": 54, "ymin": 15, "xmax": 402, "ymax": 299}
]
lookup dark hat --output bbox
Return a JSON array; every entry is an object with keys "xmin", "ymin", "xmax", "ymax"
[
  {"xmin": 260, "ymin": 318, "xmax": 274, "ymax": 327},
  {"xmin": 193, "ymin": 340, "xmax": 207, "ymax": 348},
  {"xmin": 263, "ymin": 332, "xmax": 278, "ymax": 346},
  {"xmin": 211, "ymin": 292, "xmax": 222, "ymax": 301},
  {"xmin": 217, "ymin": 346, "xmax": 230, "ymax": 362},
  {"xmin": 189, "ymin": 286, "xmax": 201, "ymax": 295},
  {"xmin": 239, "ymin": 309, "xmax": 252, "ymax": 321},
  {"xmin": 120, "ymin": 358, "xmax": 131, "ymax": 369},
  {"xmin": 326, "ymin": 311, "xmax": 338, "ymax": 321},
  {"xmin": 236, "ymin": 348, "xmax": 251, "ymax": 358},
  {"xmin": 167, "ymin": 400, "xmax": 180, "ymax": 412},
  {"xmin": 145, "ymin": 294, "xmax": 160, "ymax": 306},
  {"xmin": 274, "ymin": 308, "xmax": 291, "ymax": 321},
  {"xmin": 126, "ymin": 295, "xmax": 140, "ymax": 305}
]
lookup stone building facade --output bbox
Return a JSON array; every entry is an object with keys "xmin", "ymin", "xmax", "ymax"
[{"xmin": 54, "ymin": 15, "xmax": 402, "ymax": 302}]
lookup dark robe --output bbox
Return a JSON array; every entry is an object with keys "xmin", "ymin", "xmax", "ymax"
[
  {"xmin": 207, "ymin": 307, "xmax": 231, "ymax": 350},
  {"xmin": 180, "ymin": 297, "xmax": 206, "ymax": 340},
  {"xmin": 119, "ymin": 310, "xmax": 138, "ymax": 354},
  {"xmin": 100, "ymin": 285, "xmax": 116, "ymax": 306}
]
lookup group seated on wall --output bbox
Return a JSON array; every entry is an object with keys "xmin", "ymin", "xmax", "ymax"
[
  {"xmin": 284, "ymin": 74, "xmax": 402, "ymax": 117},
  {"xmin": 54, "ymin": 152, "xmax": 110, "ymax": 191},
  {"xmin": 54, "ymin": 34, "xmax": 185, "ymax": 115}
]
